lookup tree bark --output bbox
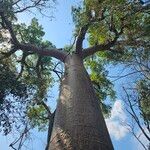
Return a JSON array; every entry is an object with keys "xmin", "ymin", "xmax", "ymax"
[{"xmin": 49, "ymin": 53, "xmax": 114, "ymax": 150}]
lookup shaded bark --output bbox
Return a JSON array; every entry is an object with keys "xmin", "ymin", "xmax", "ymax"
[{"xmin": 49, "ymin": 53, "xmax": 113, "ymax": 150}]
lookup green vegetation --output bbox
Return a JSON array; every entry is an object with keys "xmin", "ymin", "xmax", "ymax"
[{"xmin": 0, "ymin": 0, "xmax": 149, "ymax": 149}]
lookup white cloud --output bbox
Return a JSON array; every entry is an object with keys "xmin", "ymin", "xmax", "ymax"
[{"xmin": 105, "ymin": 100, "xmax": 129, "ymax": 140}]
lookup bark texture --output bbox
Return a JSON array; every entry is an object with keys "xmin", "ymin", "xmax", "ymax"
[{"xmin": 49, "ymin": 54, "xmax": 114, "ymax": 150}]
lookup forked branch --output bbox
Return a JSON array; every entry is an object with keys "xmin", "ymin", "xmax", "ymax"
[
  {"xmin": 82, "ymin": 18, "xmax": 125, "ymax": 59},
  {"xmin": 75, "ymin": 8, "xmax": 106, "ymax": 55},
  {"xmin": 0, "ymin": 12, "xmax": 67, "ymax": 62}
]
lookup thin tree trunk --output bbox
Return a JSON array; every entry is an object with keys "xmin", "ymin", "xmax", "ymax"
[{"xmin": 49, "ymin": 54, "xmax": 113, "ymax": 150}]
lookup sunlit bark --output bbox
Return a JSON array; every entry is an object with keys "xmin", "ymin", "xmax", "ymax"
[{"xmin": 49, "ymin": 54, "xmax": 113, "ymax": 150}]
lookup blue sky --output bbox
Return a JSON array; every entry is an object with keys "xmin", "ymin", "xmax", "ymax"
[{"xmin": 0, "ymin": 0, "xmax": 149, "ymax": 150}]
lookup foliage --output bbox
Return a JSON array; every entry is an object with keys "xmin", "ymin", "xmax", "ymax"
[
  {"xmin": 123, "ymin": 78, "xmax": 150, "ymax": 150},
  {"xmin": 72, "ymin": 1, "xmax": 150, "ymax": 148},
  {"xmin": 0, "ymin": 0, "xmax": 150, "ymax": 149},
  {"xmin": 72, "ymin": 0, "xmax": 149, "ymax": 61},
  {"xmin": 85, "ymin": 57, "xmax": 116, "ymax": 116},
  {"xmin": 0, "ymin": 58, "xmax": 30, "ymax": 135},
  {"xmin": 27, "ymin": 104, "xmax": 49, "ymax": 131},
  {"xmin": 137, "ymin": 79, "xmax": 150, "ymax": 122},
  {"xmin": 123, "ymin": 33, "xmax": 150, "ymax": 125},
  {"xmin": 0, "ymin": 1, "xmax": 57, "ymax": 138},
  {"xmin": 0, "ymin": 17, "xmax": 55, "ymax": 136}
]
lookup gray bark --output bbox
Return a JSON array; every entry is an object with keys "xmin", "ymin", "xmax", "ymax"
[{"xmin": 49, "ymin": 53, "xmax": 113, "ymax": 150}]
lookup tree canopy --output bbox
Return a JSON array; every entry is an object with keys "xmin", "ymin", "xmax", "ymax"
[{"xmin": 0, "ymin": 0, "xmax": 149, "ymax": 149}]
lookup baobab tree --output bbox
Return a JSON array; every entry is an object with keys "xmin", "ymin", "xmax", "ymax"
[{"xmin": 0, "ymin": 0, "xmax": 149, "ymax": 150}]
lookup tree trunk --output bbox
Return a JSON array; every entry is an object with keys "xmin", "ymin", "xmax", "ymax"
[{"xmin": 49, "ymin": 54, "xmax": 114, "ymax": 150}]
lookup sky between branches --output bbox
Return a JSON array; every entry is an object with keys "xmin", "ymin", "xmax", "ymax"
[{"xmin": 0, "ymin": 0, "xmax": 149, "ymax": 150}]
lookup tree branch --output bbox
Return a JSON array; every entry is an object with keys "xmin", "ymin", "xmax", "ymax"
[
  {"xmin": 82, "ymin": 43, "xmax": 110, "ymax": 58},
  {"xmin": 75, "ymin": 24, "xmax": 89, "ymax": 54},
  {"xmin": 39, "ymin": 101, "xmax": 56, "ymax": 150},
  {"xmin": 9, "ymin": 123, "xmax": 31, "ymax": 150},
  {"xmin": 82, "ymin": 25, "xmax": 124, "ymax": 59},
  {"xmin": 109, "ymin": 70, "xmax": 146, "ymax": 82},
  {"xmin": 45, "ymin": 110, "xmax": 55, "ymax": 150},
  {"xmin": 19, "ymin": 44, "xmax": 67, "ymax": 62},
  {"xmin": 75, "ymin": 8, "xmax": 106, "ymax": 55},
  {"xmin": 37, "ymin": 101, "xmax": 52, "ymax": 117},
  {"xmin": 123, "ymin": 87, "xmax": 150, "ymax": 141},
  {"xmin": 36, "ymin": 100, "xmax": 55, "ymax": 150},
  {"xmin": 125, "ymin": 122, "xmax": 148, "ymax": 150},
  {"xmin": 81, "ymin": 6, "xmax": 131, "ymax": 59},
  {"xmin": 0, "ymin": 12, "xmax": 67, "ymax": 62},
  {"xmin": 14, "ymin": 0, "xmax": 43, "ymax": 13}
]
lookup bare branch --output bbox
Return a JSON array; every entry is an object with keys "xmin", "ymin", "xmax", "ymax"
[
  {"xmin": 109, "ymin": 70, "xmax": 145, "ymax": 82},
  {"xmin": 123, "ymin": 87, "xmax": 150, "ymax": 141},
  {"xmin": 125, "ymin": 122, "xmax": 148, "ymax": 150},
  {"xmin": 52, "ymin": 61, "xmax": 63, "ymax": 80},
  {"xmin": 132, "ymin": 131, "xmax": 148, "ymax": 150},
  {"xmin": 9, "ymin": 123, "xmax": 31, "ymax": 150},
  {"xmin": 12, "ymin": 0, "xmax": 21, "ymax": 6},
  {"xmin": 14, "ymin": 0, "xmax": 43, "ymax": 13},
  {"xmin": 52, "ymin": 69, "xmax": 62, "ymax": 80}
]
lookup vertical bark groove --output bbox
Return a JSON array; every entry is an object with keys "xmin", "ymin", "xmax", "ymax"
[{"xmin": 49, "ymin": 54, "xmax": 113, "ymax": 150}]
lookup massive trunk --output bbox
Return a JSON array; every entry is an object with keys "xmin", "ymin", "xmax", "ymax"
[{"xmin": 49, "ymin": 54, "xmax": 113, "ymax": 150}]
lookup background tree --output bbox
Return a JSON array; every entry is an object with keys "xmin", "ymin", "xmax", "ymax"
[
  {"xmin": 122, "ymin": 44, "xmax": 150, "ymax": 149},
  {"xmin": 105, "ymin": 9, "xmax": 150, "ymax": 149},
  {"xmin": 0, "ymin": 0, "xmax": 149, "ymax": 150}
]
